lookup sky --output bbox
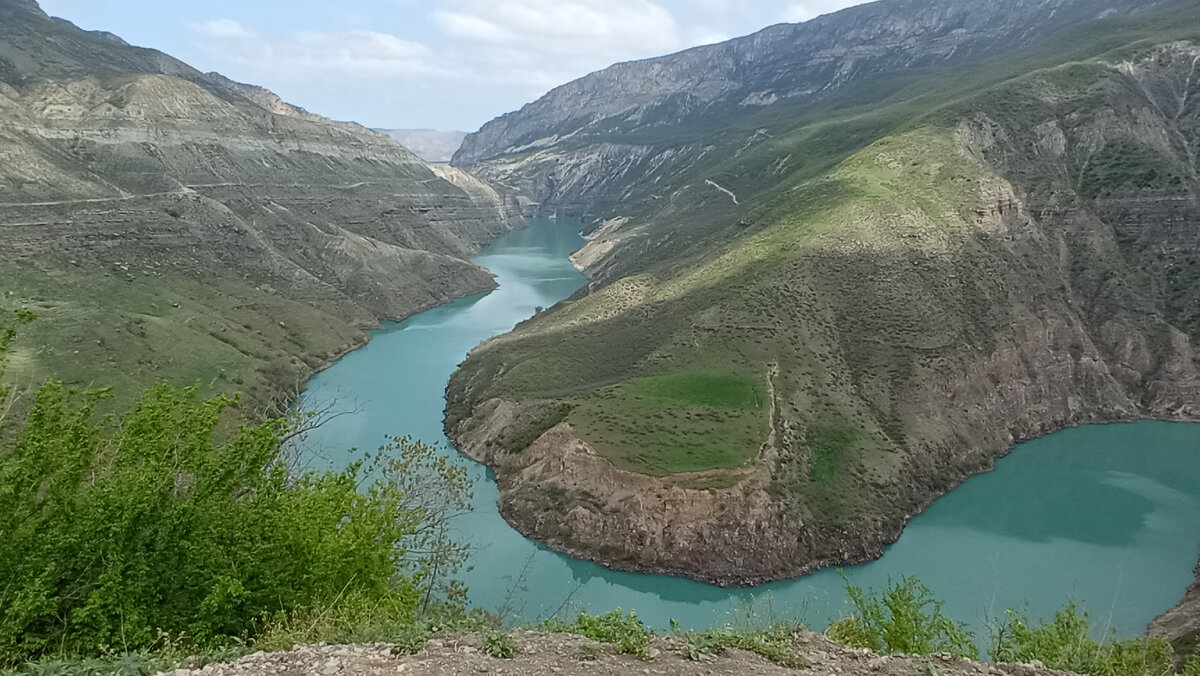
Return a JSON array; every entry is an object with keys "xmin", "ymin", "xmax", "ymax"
[{"xmin": 39, "ymin": 0, "xmax": 872, "ymax": 132}]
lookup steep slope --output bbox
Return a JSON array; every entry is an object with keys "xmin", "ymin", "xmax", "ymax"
[
  {"xmin": 445, "ymin": 0, "xmax": 1200, "ymax": 587},
  {"xmin": 0, "ymin": 0, "xmax": 517, "ymax": 410},
  {"xmin": 453, "ymin": 0, "xmax": 1177, "ymax": 220}
]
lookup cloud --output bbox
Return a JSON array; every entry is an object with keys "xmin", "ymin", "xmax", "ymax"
[
  {"xmin": 430, "ymin": 0, "xmax": 687, "ymax": 90},
  {"xmin": 190, "ymin": 20, "xmax": 438, "ymax": 80},
  {"xmin": 779, "ymin": 0, "xmax": 864, "ymax": 23},
  {"xmin": 181, "ymin": 0, "xmax": 874, "ymax": 129},
  {"xmin": 193, "ymin": 18, "xmax": 257, "ymax": 41},
  {"xmin": 434, "ymin": 0, "xmax": 680, "ymax": 57}
]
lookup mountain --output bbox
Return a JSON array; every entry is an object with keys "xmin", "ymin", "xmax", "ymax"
[
  {"xmin": 376, "ymin": 129, "xmax": 468, "ymax": 164},
  {"xmin": 444, "ymin": 0, "xmax": 1200, "ymax": 593},
  {"xmin": 0, "ymin": 0, "xmax": 517, "ymax": 410}
]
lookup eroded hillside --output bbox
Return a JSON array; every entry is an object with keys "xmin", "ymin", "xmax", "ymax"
[
  {"xmin": 0, "ymin": 0, "xmax": 516, "ymax": 410},
  {"xmin": 445, "ymin": 0, "xmax": 1200, "ymax": 587}
]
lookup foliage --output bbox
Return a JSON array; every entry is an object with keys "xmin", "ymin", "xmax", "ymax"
[
  {"xmin": 989, "ymin": 602, "xmax": 1174, "ymax": 676},
  {"xmin": 0, "ymin": 630, "xmax": 246, "ymax": 676},
  {"xmin": 373, "ymin": 436, "xmax": 475, "ymax": 613},
  {"xmin": 481, "ymin": 630, "xmax": 517, "ymax": 659},
  {"xmin": 539, "ymin": 610, "xmax": 651, "ymax": 659},
  {"xmin": 0, "ymin": 348, "xmax": 473, "ymax": 667},
  {"xmin": 0, "ymin": 308, "xmax": 36, "ymax": 432},
  {"xmin": 253, "ymin": 592, "xmax": 427, "ymax": 654},
  {"xmin": 682, "ymin": 624, "xmax": 804, "ymax": 668},
  {"xmin": 827, "ymin": 576, "xmax": 977, "ymax": 658},
  {"xmin": 577, "ymin": 643, "xmax": 601, "ymax": 661}
]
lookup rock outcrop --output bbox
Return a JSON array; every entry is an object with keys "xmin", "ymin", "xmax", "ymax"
[{"xmin": 453, "ymin": 0, "xmax": 1180, "ymax": 219}]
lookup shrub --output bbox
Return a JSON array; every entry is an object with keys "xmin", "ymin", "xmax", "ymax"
[
  {"xmin": 540, "ymin": 610, "xmax": 650, "ymax": 659},
  {"xmin": 826, "ymin": 576, "xmax": 977, "ymax": 658},
  {"xmin": 0, "ymin": 312, "xmax": 474, "ymax": 667},
  {"xmin": 0, "ymin": 381, "xmax": 431, "ymax": 663},
  {"xmin": 482, "ymin": 630, "xmax": 517, "ymax": 659},
  {"xmin": 577, "ymin": 643, "xmax": 601, "ymax": 661},
  {"xmin": 990, "ymin": 602, "xmax": 1174, "ymax": 676},
  {"xmin": 683, "ymin": 624, "xmax": 804, "ymax": 667}
]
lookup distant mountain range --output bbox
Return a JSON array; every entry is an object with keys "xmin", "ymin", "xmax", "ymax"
[{"xmin": 375, "ymin": 129, "xmax": 468, "ymax": 164}]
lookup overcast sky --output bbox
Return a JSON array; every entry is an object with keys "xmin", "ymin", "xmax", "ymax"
[{"xmin": 39, "ymin": 0, "xmax": 871, "ymax": 132}]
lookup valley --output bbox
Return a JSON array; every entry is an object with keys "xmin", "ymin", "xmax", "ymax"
[{"xmin": 2, "ymin": 0, "xmax": 1200, "ymax": 671}]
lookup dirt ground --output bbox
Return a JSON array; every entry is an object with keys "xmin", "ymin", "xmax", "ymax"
[{"xmin": 160, "ymin": 629, "xmax": 1074, "ymax": 676}]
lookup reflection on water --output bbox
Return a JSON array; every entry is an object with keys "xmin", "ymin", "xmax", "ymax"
[{"xmin": 298, "ymin": 218, "xmax": 1200, "ymax": 640}]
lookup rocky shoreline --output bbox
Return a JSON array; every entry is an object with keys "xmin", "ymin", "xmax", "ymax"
[
  {"xmin": 447, "ymin": 395, "xmax": 1198, "ymax": 588},
  {"xmin": 1152, "ymin": 553, "xmax": 1200, "ymax": 663}
]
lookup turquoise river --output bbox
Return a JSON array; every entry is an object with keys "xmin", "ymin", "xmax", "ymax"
[{"xmin": 298, "ymin": 218, "xmax": 1200, "ymax": 639}]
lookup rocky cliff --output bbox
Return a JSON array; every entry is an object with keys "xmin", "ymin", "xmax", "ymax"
[
  {"xmin": 0, "ymin": 0, "xmax": 518, "ymax": 409},
  {"xmin": 444, "ymin": 0, "xmax": 1200, "ymax": 591},
  {"xmin": 453, "ymin": 0, "xmax": 1178, "ymax": 219}
]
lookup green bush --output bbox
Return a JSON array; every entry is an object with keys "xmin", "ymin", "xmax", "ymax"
[
  {"xmin": 826, "ymin": 576, "xmax": 977, "ymax": 658},
  {"xmin": 990, "ymin": 603, "xmax": 1174, "ymax": 676},
  {"xmin": 0, "ymin": 313, "xmax": 473, "ymax": 665},
  {"xmin": 539, "ymin": 610, "xmax": 650, "ymax": 659},
  {"xmin": 577, "ymin": 643, "xmax": 601, "ymax": 661},
  {"xmin": 0, "ymin": 381, "xmax": 425, "ymax": 663},
  {"xmin": 682, "ymin": 624, "xmax": 804, "ymax": 667},
  {"xmin": 482, "ymin": 630, "xmax": 517, "ymax": 659}
]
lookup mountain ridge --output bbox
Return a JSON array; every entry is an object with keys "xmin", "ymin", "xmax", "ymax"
[
  {"xmin": 443, "ymin": 0, "xmax": 1200, "ymax": 612},
  {"xmin": 0, "ymin": 0, "xmax": 519, "ymax": 410}
]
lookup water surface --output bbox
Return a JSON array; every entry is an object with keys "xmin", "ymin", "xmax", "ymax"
[{"xmin": 298, "ymin": 218, "xmax": 1200, "ymax": 640}]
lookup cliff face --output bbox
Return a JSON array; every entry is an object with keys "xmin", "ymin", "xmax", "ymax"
[
  {"xmin": 453, "ymin": 0, "xmax": 1176, "ymax": 218},
  {"xmin": 445, "ymin": 0, "xmax": 1200, "ymax": 587},
  {"xmin": 0, "ymin": 0, "xmax": 518, "ymax": 408}
]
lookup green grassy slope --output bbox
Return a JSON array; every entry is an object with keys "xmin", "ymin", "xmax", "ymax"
[
  {"xmin": 0, "ymin": 1, "xmax": 516, "ymax": 413},
  {"xmin": 446, "ymin": 4, "xmax": 1200, "ymax": 581}
]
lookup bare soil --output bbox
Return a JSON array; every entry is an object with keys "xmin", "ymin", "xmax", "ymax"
[{"xmin": 161, "ymin": 630, "xmax": 1073, "ymax": 676}]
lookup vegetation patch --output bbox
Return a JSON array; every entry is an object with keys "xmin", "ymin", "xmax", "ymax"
[
  {"xmin": 624, "ymin": 372, "xmax": 766, "ymax": 409},
  {"xmin": 808, "ymin": 419, "xmax": 861, "ymax": 484},
  {"xmin": 538, "ymin": 610, "xmax": 651, "ymax": 659},
  {"xmin": 0, "ymin": 312, "xmax": 474, "ymax": 668},
  {"xmin": 827, "ymin": 576, "xmax": 978, "ymax": 659},
  {"xmin": 680, "ymin": 623, "xmax": 805, "ymax": 668},
  {"xmin": 569, "ymin": 371, "xmax": 768, "ymax": 475},
  {"xmin": 1079, "ymin": 140, "xmax": 1173, "ymax": 199},
  {"xmin": 992, "ymin": 603, "xmax": 1175, "ymax": 676}
]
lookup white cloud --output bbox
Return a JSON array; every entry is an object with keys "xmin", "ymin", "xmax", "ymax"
[
  {"xmin": 434, "ymin": 0, "xmax": 681, "ymax": 57},
  {"xmin": 193, "ymin": 18, "xmax": 257, "ymax": 41},
  {"xmin": 429, "ymin": 0, "xmax": 687, "ymax": 90},
  {"xmin": 190, "ymin": 21, "xmax": 439, "ymax": 79},
  {"xmin": 180, "ymin": 0, "xmax": 875, "ymax": 129},
  {"xmin": 780, "ymin": 0, "xmax": 864, "ymax": 23}
]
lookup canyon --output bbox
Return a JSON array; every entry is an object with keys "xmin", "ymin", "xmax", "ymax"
[{"xmin": 442, "ymin": 0, "xmax": 1200, "ymax": 655}]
